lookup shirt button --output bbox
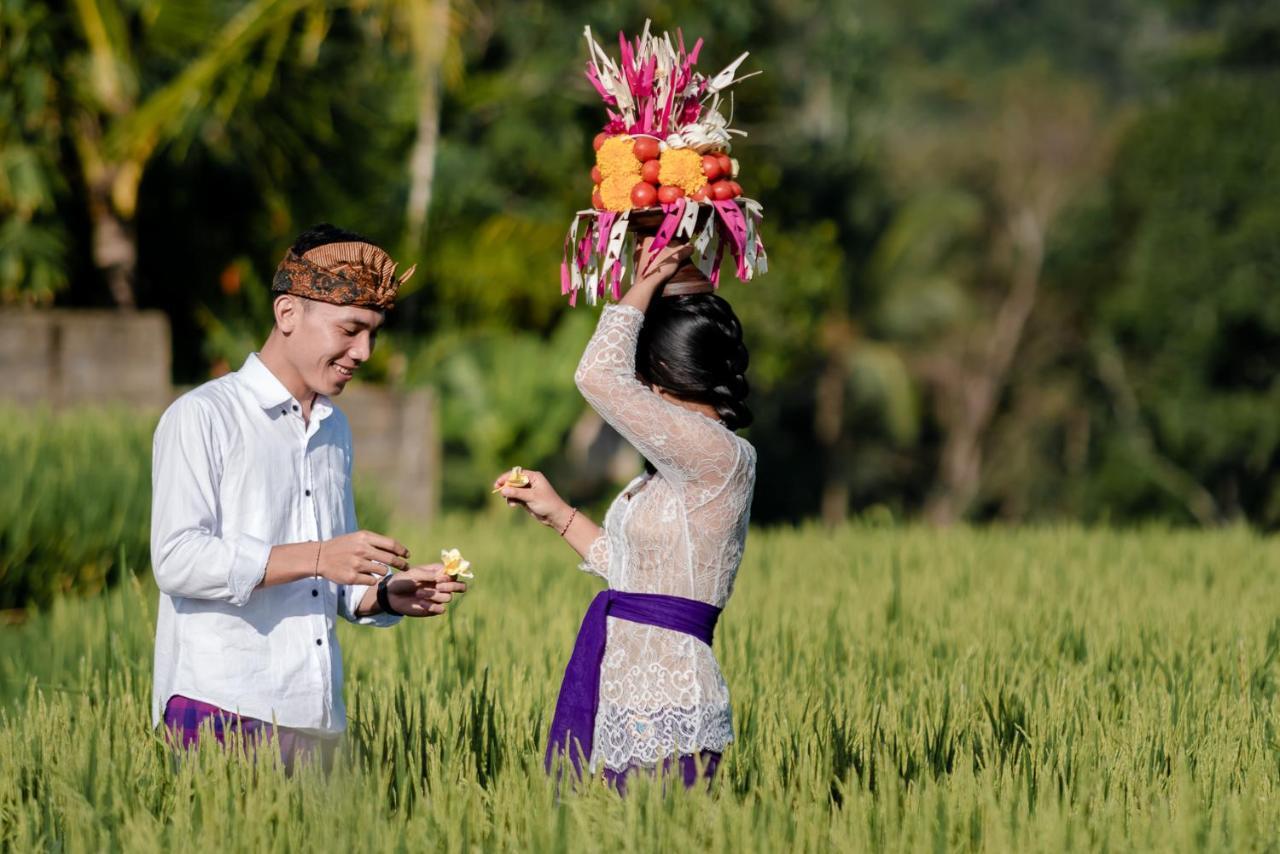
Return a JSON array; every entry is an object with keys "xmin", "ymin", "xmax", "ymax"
[
  {"xmin": 281, "ymin": 408, "xmax": 287, "ymax": 416},
  {"xmin": 292, "ymin": 404, "xmax": 299, "ymax": 412},
  {"xmin": 312, "ymin": 589, "xmax": 319, "ymax": 597},
  {"xmin": 315, "ymin": 639, "xmax": 322, "ymax": 646},
  {"xmin": 305, "ymin": 489, "xmax": 312, "ymax": 497}
]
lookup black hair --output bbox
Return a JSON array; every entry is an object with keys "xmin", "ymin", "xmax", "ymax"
[
  {"xmin": 637, "ymin": 293, "xmax": 752, "ymax": 432},
  {"xmin": 289, "ymin": 223, "xmax": 373, "ymax": 255}
]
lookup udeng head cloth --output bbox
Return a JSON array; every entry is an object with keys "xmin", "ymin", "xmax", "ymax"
[{"xmin": 272, "ymin": 241, "xmax": 416, "ymax": 310}]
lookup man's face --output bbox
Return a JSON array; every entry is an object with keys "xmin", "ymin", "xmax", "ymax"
[{"xmin": 281, "ymin": 297, "xmax": 385, "ymax": 396}]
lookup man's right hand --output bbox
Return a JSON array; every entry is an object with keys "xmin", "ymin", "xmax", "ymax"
[{"xmin": 318, "ymin": 530, "xmax": 410, "ymax": 585}]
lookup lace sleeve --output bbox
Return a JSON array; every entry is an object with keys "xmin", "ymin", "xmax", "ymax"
[
  {"xmin": 578, "ymin": 532, "xmax": 611, "ymax": 579},
  {"xmin": 575, "ymin": 304, "xmax": 738, "ymax": 495}
]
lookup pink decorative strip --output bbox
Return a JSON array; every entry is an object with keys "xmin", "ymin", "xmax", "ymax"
[
  {"xmin": 712, "ymin": 200, "xmax": 750, "ymax": 280},
  {"xmin": 710, "ymin": 238, "xmax": 726, "ymax": 287},
  {"xmin": 596, "ymin": 213, "xmax": 616, "ymax": 257},
  {"xmin": 643, "ymin": 199, "xmax": 686, "ymax": 277}
]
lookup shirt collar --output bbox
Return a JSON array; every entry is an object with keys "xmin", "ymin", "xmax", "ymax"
[
  {"xmin": 239, "ymin": 353, "xmax": 294, "ymax": 410},
  {"xmin": 237, "ymin": 353, "xmax": 334, "ymax": 422}
]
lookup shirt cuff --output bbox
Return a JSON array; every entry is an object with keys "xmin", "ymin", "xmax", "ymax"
[{"xmin": 228, "ymin": 534, "xmax": 271, "ymax": 606}]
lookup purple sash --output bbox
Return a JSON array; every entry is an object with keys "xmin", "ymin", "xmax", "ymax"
[{"xmin": 545, "ymin": 589, "xmax": 722, "ymax": 776}]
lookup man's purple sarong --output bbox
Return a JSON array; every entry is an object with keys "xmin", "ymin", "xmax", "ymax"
[
  {"xmin": 163, "ymin": 695, "xmax": 333, "ymax": 771},
  {"xmin": 545, "ymin": 589, "xmax": 722, "ymax": 779}
]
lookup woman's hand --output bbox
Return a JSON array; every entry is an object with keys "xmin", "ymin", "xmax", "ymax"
[
  {"xmin": 621, "ymin": 238, "xmax": 693, "ymax": 312},
  {"xmin": 494, "ymin": 468, "xmax": 573, "ymax": 532}
]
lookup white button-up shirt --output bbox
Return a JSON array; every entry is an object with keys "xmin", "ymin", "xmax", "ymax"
[{"xmin": 150, "ymin": 353, "xmax": 398, "ymax": 734}]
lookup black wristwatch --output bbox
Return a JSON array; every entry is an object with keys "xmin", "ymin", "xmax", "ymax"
[{"xmin": 376, "ymin": 572, "xmax": 401, "ymax": 616}]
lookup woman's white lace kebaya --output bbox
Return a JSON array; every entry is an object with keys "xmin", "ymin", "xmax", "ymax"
[{"xmin": 573, "ymin": 304, "xmax": 756, "ymax": 772}]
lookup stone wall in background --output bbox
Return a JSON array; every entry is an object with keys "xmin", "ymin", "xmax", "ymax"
[
  {"xmin": 338, "ymin": 384, "xmax": 439, "ymax": 526},
  {"xmin": 1, "ymin": 310, "xmax": 438, "ymax": 525},
  {"xmin": 0, "ymin": 310, "xmax": 172, "ymax": 409}
]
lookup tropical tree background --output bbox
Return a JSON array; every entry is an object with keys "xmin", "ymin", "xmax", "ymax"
[{"xmin": 3, "ymin": 0, "xmax": 1278, "ymax": 527}]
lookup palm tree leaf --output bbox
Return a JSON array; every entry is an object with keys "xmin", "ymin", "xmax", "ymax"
[{"xmin": 104, "ymin": 0, "xmax": 312, "ymax": 162}]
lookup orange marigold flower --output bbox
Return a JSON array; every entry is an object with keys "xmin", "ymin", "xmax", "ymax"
[
  {"xmin": 658, "ymin": 148, "xmax": 708, "ymax": 196},
  {"xmin": 599, "ymin": 176, "xmax": 635, "ymax": 212},
  {"xmin": 596, "ymin": 136, "xmax": 641, "ymax": 180}
]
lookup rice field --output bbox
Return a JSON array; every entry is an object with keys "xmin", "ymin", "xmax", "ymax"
[{"xmin": 1, "ymin": 518, "xmax": 1278, "ymax": 852}]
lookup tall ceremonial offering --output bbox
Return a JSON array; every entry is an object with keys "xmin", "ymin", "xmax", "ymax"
[{"xmin": 561, "ymin": 21, "xmax": 768, "ymax": 305}]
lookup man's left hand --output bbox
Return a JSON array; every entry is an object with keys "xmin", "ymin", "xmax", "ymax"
[{"xmin": 385, "ymin": 564, "xmax": 467, "ymax": 617}]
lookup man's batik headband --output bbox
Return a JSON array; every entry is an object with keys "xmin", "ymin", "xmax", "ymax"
[{"xmin": 271, "ymin": 241, "xmax": 416, "ymax": 311}]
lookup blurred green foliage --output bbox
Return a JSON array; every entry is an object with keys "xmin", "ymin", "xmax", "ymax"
[
  {"xmin": 0, "ymin": 0, "xmax": 66, "ymax": 303},
  {"xmin": 0, "ymin": 409, "xmax": 389, "ymax": 609},
  {"xmin": 403, "ymin": 310, "xmax": 598, "ymax": 505},
  {"xmin": 1084, "ymin": 75, "xmax": 1280, "ymax": 525},
  {"xmin": 3, "ymin": 0, "xmax": 1278, "ymax": 526},
  {"xmin": 0, "ymin": 409, "xmax": 151, "ymax": 609}
]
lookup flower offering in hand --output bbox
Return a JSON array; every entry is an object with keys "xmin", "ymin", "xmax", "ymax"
[
  {"xmin": 493, "ymin": 466, "xmax": 531, "ymax": 493},
  {"xmin": 441, "ymin": 548, "xmax": 473, "ymax": 579}
]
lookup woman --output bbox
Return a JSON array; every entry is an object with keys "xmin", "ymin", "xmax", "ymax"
[{"xmin": 495, "ymin": 239, "xmax": 756, "ymax": 793}]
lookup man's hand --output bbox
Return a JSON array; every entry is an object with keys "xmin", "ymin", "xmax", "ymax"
[
  {"xmin": 385, "ymin": 564, "xmax": 467, "ymax": 617},
  {"xmin": 319, "ymin": 530, "xmax": 410, "ymax": 586}
]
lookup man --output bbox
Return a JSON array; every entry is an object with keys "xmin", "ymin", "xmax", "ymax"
[{"xmin": 150, "ymin": 224, "xmax": 463, "ymax": 767}]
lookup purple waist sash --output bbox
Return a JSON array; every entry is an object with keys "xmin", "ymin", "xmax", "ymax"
[{"xmin": 545, "ymin": 589, "xmax": 722, "ymax": 776}]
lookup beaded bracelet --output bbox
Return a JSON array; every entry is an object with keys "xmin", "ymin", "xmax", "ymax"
[{"xmin": 559, "ymin": 507, "xmax": 578, "ymax": 537}]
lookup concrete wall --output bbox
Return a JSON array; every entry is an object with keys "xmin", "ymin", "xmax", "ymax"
[
  {"xmin": 0, "ymin": 309, "xmax": 171, "ymax": 409},
  {"xmin": 2, "ymin": 309, "xmax": 439, "ymax": 524},
  {"xmin": 339, "ymin": 384, "xmax": 439, "ymax": 525}
]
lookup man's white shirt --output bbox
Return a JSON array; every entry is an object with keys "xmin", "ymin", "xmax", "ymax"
[{"xmin": 150, "ymin": 352, "xmax": 398, "ymax": 734}]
